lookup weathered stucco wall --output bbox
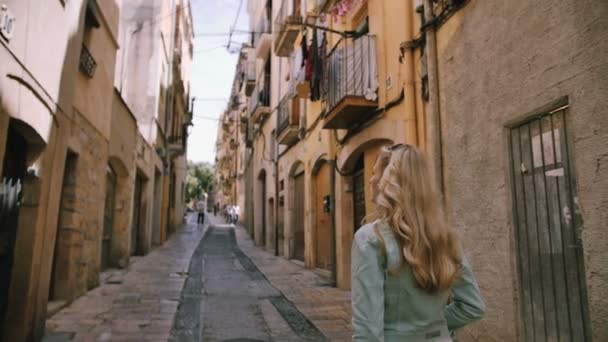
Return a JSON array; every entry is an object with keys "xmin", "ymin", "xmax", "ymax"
[{"xmin": 436, "ymin": 1, "xmax": 608, "ymax": 340}]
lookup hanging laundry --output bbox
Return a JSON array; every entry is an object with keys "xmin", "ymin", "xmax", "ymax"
[
  {"xmin": 301, "ymin": 34, "xmax": 308, "ymax": 68},
  {"xmin": 320, "ymin": 32, "xmax": 328, "ymax": 99},
  {"xmin": 305, "ymin": 43, "xmax": 313, "ymax": 82},
  {"xmin": 310, "ymin": 27, "xmax": 322, "ymax": 101}
]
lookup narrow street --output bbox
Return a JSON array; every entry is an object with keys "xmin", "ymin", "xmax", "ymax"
[{"xmin": 44, "ymin": 215, "xmax": 345, "ymax": 342}]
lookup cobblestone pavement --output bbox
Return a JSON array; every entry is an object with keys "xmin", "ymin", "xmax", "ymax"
[
  {"xmin": 192, "ymin": 223, "xmax": 324, "ymax": 342},
  {"xmin": 45, "ymin": 214, "xmax": 338, "ymax": 342},
  {"xmin": 44, "ymin": 216, "xmax": 207, "ymax": 342},
  {"xmin": 213, "ymin": 216, "xmax": 354, "ymax": 342}
]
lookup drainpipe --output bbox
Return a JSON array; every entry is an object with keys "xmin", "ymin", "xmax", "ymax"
[
  {"xmin": 329, "ymin": 130, "xmax": 337, "ymax": 287},
  {"xmin": 422, "ymin": 0, "xmax": 444, "ymax": 195},
  {"xmin": 274, "ymin": 130, "xmax": 279, "ymax": 256},
  {"xmin": 163, "ymin": 0, "xmax": 177, "ymax": 237},
  {"xmin": 403, "ymin": 0, "xmax": 418, "ymax": 145},
  {"xmin": 274, "ymin": 57, "xmax": 281, "ymax": 256}
]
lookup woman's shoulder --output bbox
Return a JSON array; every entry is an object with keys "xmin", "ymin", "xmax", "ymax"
[{"xmin": 354, "ymin": 222, "xmax": 381, "ymax": 249}]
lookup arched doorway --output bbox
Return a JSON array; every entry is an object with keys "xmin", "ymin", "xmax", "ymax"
[
  {"xmin": 0, "ymin": 119, "xmax": 45, "ymax": 336},
  {"xmin": 257, "ymin": 169, "xmax": 267, "ymax": 246},
  {"xmin": 313, "ymin": 160, "xmax": 332, "ymax": 270},
  {"xmin": 336, "ymin": 138, "xmax": 393, "ymax": 288},
  {"xmin": 101, "ymin": 165, "xmax": 117, "ymax": 270},
  {"xmin": 0, "ymin": 124, "xmax": 29, "ymax": 329},
  {"xmin": 131, "ymin": 173, "xmax": 147, "ymax": 256},
  {"xmin": 290, "ymin": 162, "xmax": 305, "ymax": 262}
]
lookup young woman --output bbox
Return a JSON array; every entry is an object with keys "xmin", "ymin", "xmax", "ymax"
[{"xmin": 351, "ymin": 144, "xmax": 485, "ymax": 341}]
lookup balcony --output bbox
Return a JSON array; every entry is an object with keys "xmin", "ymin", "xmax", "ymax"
[
  {"xmin": 248, "ymin": 74, "xmax": 271, "ymax": 123},
  {"xmin": 253, "ymin": 14, "xmax": 272, "ymax": 59},
  {"xmin": 323, "ymin": 35, "xmax": 379, "ymax": 129},
  {"xmin": 277, "ymin": 94, "xmax": 300, "ymax": 146},
  {"xmin": 244, "ymin": 60, "xmax": 256, "ymax": 96},
  {"xmin": 167, "ymin": 134, "xmax": 186, "ymax": 157},
  {"xmin": 274, "ymin": 0, "xmax": 302, "ymax": 57}
]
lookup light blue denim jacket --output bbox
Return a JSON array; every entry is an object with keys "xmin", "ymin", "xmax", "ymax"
[{"xmin": 351, "ymin": 221, "xmax": 485, "ymax": 342}]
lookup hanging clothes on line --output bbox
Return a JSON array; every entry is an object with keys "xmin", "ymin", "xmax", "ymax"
[
  {"xmin": 320, "ymin": 32, "xmax": 328, "ymax": 100},
  {"xmin": 301, "ymin": 33, "xmax": 308, "ymax": 68},
  {"xmin": 310, "ymin": 27, "xmax": 323, "ymax": 101}
]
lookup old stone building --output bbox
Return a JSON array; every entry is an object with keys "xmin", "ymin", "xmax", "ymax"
[
  {"xmin": 0, "ymin": 0, "xmax": 194, "ymax": 340},
  {"xmin": 241, "ymin": 0, "xmax": 425, "ymax": 286},
  {"xmin": 215, "ymin": 48, "xmax": 250, "ymax": 220},
  {"xmin": 429, "ymin": 0, "xmax": 608, "ymax": 341},
  {"xmin": 220, "ymin": 0, "xmax": 608, "ymax": 340},
  {"xmin": 115, "ymin": 0, "xmax": 194, "ymax": 246},
  {"xmin": 0, "ymin": 0, "xmax": 121, "ymax": 340}
]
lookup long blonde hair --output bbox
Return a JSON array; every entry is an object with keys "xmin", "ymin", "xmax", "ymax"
[{"xmin": 372, "ymin": 144, "xmax": 462, "ymax": 293}]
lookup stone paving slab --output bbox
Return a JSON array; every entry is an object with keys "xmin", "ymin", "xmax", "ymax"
[
  {"xmin": 211, "ymin": 216, "xmax": 354, "ymax": 342},
  {"xmin": 44, "ymin": 217, "xmax": 207, "ymax": 342}
]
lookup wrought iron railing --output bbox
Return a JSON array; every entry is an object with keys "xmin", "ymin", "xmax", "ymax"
[
  {"xmin": 249, "ymin": 74, "xmax": 271, "ymax": 116},
  {"xmin": 326, "ymin": 35, "xmax": 378, "ymax": 113},
  {"xmin": 275, "ymin": 0, "xmax": 302, "ymax": 33},
  {"xmin": 253, "ymin": 14, "xmax": 271, "ymax": 47},
  {"xmin": 277, "ymin": 95, "xmax": 291, "ymax": 136},
  {"xmin": 79, "ymin": 44, "xmax": 96, "ymax": 78}
]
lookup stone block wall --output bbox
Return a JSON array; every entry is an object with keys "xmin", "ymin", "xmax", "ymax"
[
  {"xmin": 435, "ymin": 0, "xmax": 608, "ymax": 340},
  {"xmin": 59, "ymin": 110, "xmax": 109, "ymax": 294}
]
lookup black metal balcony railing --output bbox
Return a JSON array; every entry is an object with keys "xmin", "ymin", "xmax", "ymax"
[
  {"xmin": 79, "ymin": 44, "xmax": 97, "ymax": 78},
  {"xmin": 249, "ymin": 74, "xmax": 271, "ymax": 115},
  {"xmin": 277, "ymin": 95, "xmax": 291, "ymax": 136},
  {"xmin": 326, "ymin": 35, "xmax": 378, "ymax": 113},
  {"xmin": 253, "ymin": 15, "xmax": 271, "ymax": 47}
]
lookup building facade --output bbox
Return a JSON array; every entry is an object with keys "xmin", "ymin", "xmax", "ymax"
[
  {"xmin": 215, "ymin": 48, "xmax": 251, "ymax": 220},
  {"xmin": 219, "ymin": 0, "xmax": 608, "ymax": 340},
  {"xmin": 0, "ymin": 0, "xmax": 193, "ymax": 340}
]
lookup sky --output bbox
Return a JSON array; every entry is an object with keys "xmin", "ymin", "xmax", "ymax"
[{"xmin": 187, "ymin": 0, "xmax": 250, "ymax": 164}]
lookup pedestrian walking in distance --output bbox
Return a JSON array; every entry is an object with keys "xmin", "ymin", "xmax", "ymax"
[
  {"xmin": 233, "ymin": 204, "xmax": 240, "ymax": 224},
  {"xmin": 351, "ymin": 144, "xmax": 485, "ymax": 341},
  {"xmin": 196, "ymin": 197, "xmax": 206, "ymax": 224}
]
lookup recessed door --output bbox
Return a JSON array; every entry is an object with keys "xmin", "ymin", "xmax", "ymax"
[
  {"xmin": 509, "ymin": 107, "xmax": 591, "ymax": 341},
  {"xmin": 293, "ymin": 172, "xmax": 305, "ymax": 261},
  {"xmin": 314, "ymin": 162, "xmax": 332, "ymax": 270},
  {"xmin": 0, "ymin": 126, "xmax": 28, "ymax": 335},
  {"xmin": 101, "ymin": 166, "xmax": 117, "ymax": 270},
  {"xmin": 353, "ymin": 156, "xmax": 366, "ymax": 231},
  {"xmin": 131, "ymin": 175, "xmax": 144, "ymax": 256}
]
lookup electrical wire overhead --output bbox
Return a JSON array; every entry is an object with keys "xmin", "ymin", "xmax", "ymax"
[{"xmin": 226, "ymin": 0, "xmax": 245, "ymax": 51}]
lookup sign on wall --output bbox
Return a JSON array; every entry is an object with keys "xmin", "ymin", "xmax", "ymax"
[{"xmin": 0, "ymin": 5, "xmax": 15, "ymax": 42}]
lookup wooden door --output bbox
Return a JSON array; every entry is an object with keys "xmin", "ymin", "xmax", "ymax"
[
  {"xmin": 131, "ymin": 175, "xmax": 144, "ymax": 256},
  {"xmin": 101, "ymin": 166, "xmax": 117, "ymax": 270},
  {"xmin": 278, "ymin": 196, "xmax": 285, "ymax": 256},
  {"xmin": 293, "ymin": 173, "xmax": 305, "ymax": 261},
  {"xmin": 509, "ymin": 107, "xmax": 591, "ymax": 341},
  {"xmin": 315, "ymin": 162, "xmax": 332, "ymax": 270},
  {"xmin": 353, "ymin": 156, "xmax": 366, "ymax": 231},
  {"xmin": 268, "ymin": 198, "xmax": 275, "ymax": 250},
  {"xmin": 260, "ymin": 174, "xmax": 266, "ymax": 246}
]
